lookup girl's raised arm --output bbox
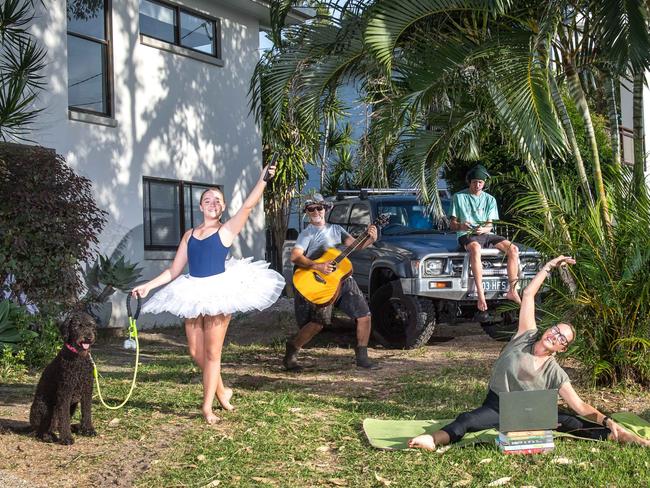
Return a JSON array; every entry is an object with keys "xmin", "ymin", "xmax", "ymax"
[{"xmin": 219, "ymin": 163, "xmax": 275, "ymax": 246}]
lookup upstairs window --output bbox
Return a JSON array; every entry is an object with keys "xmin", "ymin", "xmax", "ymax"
[
  {"xmin": 67, "ymin": 0, "xmax": 113, "ymax": 116},
  {"xmin": 139, "ymin": 0, "xmax": 219, "ymax": 58}
]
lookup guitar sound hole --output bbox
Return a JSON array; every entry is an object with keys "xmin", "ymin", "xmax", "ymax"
[{"xmin": 313, "ymin": 272, "xmax": 326, "ymax": 284}]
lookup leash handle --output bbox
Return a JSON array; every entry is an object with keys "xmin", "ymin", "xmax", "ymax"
[{"xmin": 127, "ymin": 293, "xmax": 141, "ymax": 320}]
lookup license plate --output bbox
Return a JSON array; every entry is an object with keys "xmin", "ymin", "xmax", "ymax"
[{"xmin": 482, "ymin": 279, "xmax": 508, "ymax": 292}]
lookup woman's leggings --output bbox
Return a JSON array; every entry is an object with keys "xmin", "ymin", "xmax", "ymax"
[{"xmin": 441, "ymin": 390, "xmax": 611, "ymax": 443}]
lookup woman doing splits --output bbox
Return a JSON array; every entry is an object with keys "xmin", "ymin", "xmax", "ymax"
[
  {"xmin": 409, "ymin": 255, "xmax": 650, "ymax": 450},
  {"xmin": 132, "ymin": 164, "xmax": 285, "ymax": 424}
]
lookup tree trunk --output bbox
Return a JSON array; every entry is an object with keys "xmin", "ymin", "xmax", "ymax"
[
  {"xmin": 563, "ymin": 56, "xmax": 612, "ymax": 231},
  {"xmin": 632, "ymin": 71, "xmax": 647, "ymax": 192},
  {"xmin": 603, "ymin": 75, "xmax": 621, "ymax": 167},
  {"xmin": 524, "ymin": 157, "xmax": 577, "ymax": 295},
  {"xmin": 319, "ymin": 118, "xmax": 330, "ymax": 191},
  {"xmin": 549, "ymin": 74, "xmax": 594, "ymax": 205}
]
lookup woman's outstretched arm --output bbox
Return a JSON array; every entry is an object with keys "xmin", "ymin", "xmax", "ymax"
[
  {"xmin": 219, "ymin": 164, "xmax": 276, "ymax": 246},
  {"xmin": 516, "ymin": 255, "xmax": 575, "ymax": 337}
]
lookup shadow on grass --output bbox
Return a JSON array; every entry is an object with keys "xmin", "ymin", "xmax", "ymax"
[{"xmin": 0, "ymin": 383, "xmax": 34, "ymax": 406}]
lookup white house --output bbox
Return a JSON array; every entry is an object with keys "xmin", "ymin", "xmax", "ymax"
[
  {"xmin": 619, "ymin": 73, "xmax": 650, "ymax": 180},
  {"xmin": 26, "ymin": 0, "xmax": 310, "ymax": 327}
]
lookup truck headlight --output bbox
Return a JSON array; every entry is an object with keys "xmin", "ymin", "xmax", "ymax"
[
  {"xmin": 423, "ymin": 259, "xmax": 446, "ymax": 276},
  {"xmin": 522, "ymin": 260, "xmax": 540, "ymax": 273}
]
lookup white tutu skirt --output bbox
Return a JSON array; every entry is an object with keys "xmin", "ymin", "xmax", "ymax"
[{"xmin": 141, "ymin": 258, "xmax": 285, "ymax": 318}]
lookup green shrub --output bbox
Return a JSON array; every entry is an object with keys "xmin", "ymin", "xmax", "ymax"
[
  {"xmin": 0, "ymin": 143, "xmax": 107, "ymax": 306},
  {"xmin": 0, "ymin": 299, "xmax": 62, "ymax": 381},
  {"xmin": 513, "ymin": 168, "xmax": 650, "ymax": 386}
]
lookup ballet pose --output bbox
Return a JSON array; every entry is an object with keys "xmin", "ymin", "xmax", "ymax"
[{"xmin": 133, "ymin": 164, "xmax": 284, "ymax": 424}]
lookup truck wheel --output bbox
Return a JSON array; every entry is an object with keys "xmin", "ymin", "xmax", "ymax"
[
  {"xmin": 480, "ymin": 314, "xmax": 517, "ymax": 341},
  {"xmin": 370, "ymin": 281, "xmax": 436, "ymax": 349}
]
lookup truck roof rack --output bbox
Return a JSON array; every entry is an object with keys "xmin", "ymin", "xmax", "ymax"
[
  {"xmin": 335, "ymin": 188, "xmax": 451, "ymax": 200},
  {"xmin": 336, "ymin": 188, "xmax": 418, "ymax": 200}
]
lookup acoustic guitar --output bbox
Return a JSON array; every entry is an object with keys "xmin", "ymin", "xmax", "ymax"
[{"xmin": 293, "ymin": 215, "xmax": 389, "ymax": 306}]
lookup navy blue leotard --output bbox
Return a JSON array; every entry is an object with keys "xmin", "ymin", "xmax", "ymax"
[{"xmin": 187, "ymin": 229, "xmax": 229, "ymax": 277}]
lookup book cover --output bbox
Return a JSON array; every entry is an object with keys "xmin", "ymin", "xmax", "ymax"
[
  {"xmin": 501, "ymin": 447, "xmax": 554, "ymax": 455},
  {"xmin": 499, "ymin": 442, "xmax": 555, "ymax": 451}
]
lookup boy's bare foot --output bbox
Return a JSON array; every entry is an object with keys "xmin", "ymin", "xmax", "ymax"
[
  {"xmin": 217, "ymin": 387, "xmax": 234, "ymax": 411},
  {"xmin": 408, "ymin": 434, "xmax": 436, "ymax": 450},
  {"xmin": 505, "ymin": 288, "xmax": 521, "ymax": 304}
]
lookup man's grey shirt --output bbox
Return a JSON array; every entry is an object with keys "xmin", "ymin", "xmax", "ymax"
[{"xmin": 294, "ymin": 224, "xmax": 351, "ymax": 259}]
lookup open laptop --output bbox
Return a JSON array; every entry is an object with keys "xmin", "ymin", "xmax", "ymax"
[{"xmin": 499, "ymin": 390, "xmax": 558, "ymax": 433}]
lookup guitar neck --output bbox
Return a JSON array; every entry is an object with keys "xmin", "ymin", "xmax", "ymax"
[{"xmin": 333, "ymin": 232, "xmax": 370, "ymax": 264}]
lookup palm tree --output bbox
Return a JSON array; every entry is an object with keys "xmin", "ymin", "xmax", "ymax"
[{"xmin": 0, "ymin": 0, "xmax": 47, "ymax": 141}]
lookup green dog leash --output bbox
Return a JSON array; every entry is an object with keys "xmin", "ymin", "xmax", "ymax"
[{"xmin": 91, "ymin": 294, "xmax": 141, "ymax": 410}]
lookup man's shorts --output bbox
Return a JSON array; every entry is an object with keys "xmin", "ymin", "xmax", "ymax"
[
  {"xmin": 458, "ymin": 233, "xmax": 506, "ymax": 249},
  {"xmin": 294, "ymin": 276, "xmax": 371, "ymax": 328}
]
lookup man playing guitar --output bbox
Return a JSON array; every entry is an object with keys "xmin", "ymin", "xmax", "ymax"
[{"xmin": 284, "ymin": 193, "xmax": 379, "ymax": 371}]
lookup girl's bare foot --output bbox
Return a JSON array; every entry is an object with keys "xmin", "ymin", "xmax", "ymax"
[
  {"xmin": 201, "ymin": 405, "xmax": 218, "ymax": 425},
  {"xmin": 216, "ymin": 387, "xmax": 234, "ymax": 411},
  {"xmin": 408, "ymin": 434, "xmax": 436, "ymax": 450}
]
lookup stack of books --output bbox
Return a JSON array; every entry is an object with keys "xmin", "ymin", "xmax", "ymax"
[{"xmin": 496, "ymin": 430, "xmax": 554, "ymax": 455}]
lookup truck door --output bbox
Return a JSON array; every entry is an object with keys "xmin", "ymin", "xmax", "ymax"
[{"xmin": 348, "ymin": 203, "xmax": 372, "ymax": 289}]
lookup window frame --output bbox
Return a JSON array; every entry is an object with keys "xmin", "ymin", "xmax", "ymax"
[
  {"xmin": 142, "ymin": 176, "xmax": 223, "ymax": 251},
  {"xmin": 66, "ymin": 0, "xmax": 114, "ymax": 118},
  {"xmin": 139, "ymin": 0, "xmax": 221, "ymax": 61}
]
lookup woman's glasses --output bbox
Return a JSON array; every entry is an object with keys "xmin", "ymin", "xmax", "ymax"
[
  {"xmin": 550, "ymin": 325, "xmax": 569, "ymax": 347},
  {"xmin": 306, "ymin": 205, "xmax": 324, "ymax": 212}
]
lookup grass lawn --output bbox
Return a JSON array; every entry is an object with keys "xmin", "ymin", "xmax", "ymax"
[{"xmin": 1, "ymin": 312, "xmax": 648, "ymax": 487}]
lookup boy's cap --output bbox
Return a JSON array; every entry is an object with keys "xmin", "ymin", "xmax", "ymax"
[{"xmin": 466, "ymin": 164, "xmax": 491, "ymax": 182}]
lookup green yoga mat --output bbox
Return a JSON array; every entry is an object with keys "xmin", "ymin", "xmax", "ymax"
[{"xmin": 363, "ymin": 413, "xmax": 650, "ymax": 450}]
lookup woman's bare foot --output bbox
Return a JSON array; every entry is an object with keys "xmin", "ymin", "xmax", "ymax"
[
  {"xmin": 408, "ymin": 434, "xmax": 436, "ymax": 450},
  {"xmin": 201, "ymin": 405, "xmax": 219, "ymax": 425},
  {"xmin": 216, "ymin": 387, "xmax": 234, "ymax": 411}
]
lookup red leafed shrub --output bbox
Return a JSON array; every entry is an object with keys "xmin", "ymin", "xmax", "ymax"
[{"xmin": 0, "ymin": 143, "xmax": 107, "ymax": 306}]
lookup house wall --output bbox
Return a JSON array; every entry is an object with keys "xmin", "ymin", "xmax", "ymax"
[
  {"xmin": 620, "ymin": 73, "xmax": 650, "ymax": 183},
  {"xmin": 28, "ymin": 0, "xmax": 266, "ymax": 327}
]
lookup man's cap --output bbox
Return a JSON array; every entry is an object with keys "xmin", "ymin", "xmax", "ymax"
[
  {"xmin": 466, "ymin": 164, "xmax": 491, "ymax": 182},
  {"xmin": 303, "ymin": 193, "xmax": 333, "ymax": 211}
]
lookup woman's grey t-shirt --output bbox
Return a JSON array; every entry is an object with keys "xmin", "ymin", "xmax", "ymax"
[
  {"xmin": 488, "ymin": 329, "xmax": 570, "ymax": 393},
  {"xmin": 294, "ymin": 224, "xmax": 351, "ymax": 259}
]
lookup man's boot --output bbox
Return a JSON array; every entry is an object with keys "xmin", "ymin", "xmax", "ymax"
[
  {"xmin": 355, "ymin": 346, "xmax": 379, "ymax": 369},
  {"xmin": 283, "ymin": 342, "xmax": 302, "ymax": 371}
]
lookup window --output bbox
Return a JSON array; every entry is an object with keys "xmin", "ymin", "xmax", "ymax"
[
  {"xmin": 348, "ymin": 204, "xmax": 370, "ymax": 236},
  {"xmin": 328, "ymin": 204, "xmax": 350, "ymax": 225},
  {"xmin": 143, "ymin": 177, "xmax": 221, "ymax": 250},
  {"xmin": 139, "ymin": 0, "xmax": 219, "ymax": 58},
  {"xmin": 67, "ymin": 0, "xmax": 113, "ymax": 116}
]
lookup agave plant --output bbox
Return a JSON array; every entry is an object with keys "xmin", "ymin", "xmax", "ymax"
[
  {"xmin": 82, "ymin": 255, "xmax": 143, "ymax": 318},
  {"xmin": 0, "ymin": 299, "xmax": 37, "ymax": 348}
]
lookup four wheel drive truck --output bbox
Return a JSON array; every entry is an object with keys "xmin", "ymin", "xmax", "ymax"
[{"xmin": 282, "ymin": 190, "xmax": 542, "ymax": 349}]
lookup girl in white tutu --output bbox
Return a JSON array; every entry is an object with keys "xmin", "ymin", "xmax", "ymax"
[{"xmin": 132, "ymin": 164, "xmax": 284, "ymax": 423}]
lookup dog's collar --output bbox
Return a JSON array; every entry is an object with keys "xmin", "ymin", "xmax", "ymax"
[{"xmin": 65, "ymin": 343, "xmax": 79, "ymax": 354}]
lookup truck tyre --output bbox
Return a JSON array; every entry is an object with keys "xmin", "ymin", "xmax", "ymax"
[
  {"xmin": 370, "ymin": 281, "xmax": 436, "ymax": 349},
  {"xmin": 480, "ymin": 313, "xmax": 518, "ymax": 342}
]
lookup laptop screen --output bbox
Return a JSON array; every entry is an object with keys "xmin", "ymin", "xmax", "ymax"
[{"xmin": 499, "ymin": 390, "xmax": 558, "ymax": 432}]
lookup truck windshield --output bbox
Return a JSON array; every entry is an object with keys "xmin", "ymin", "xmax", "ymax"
[{"xmin": 378, "ymin": 200, "xmax": 451, "ymax": 235}]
